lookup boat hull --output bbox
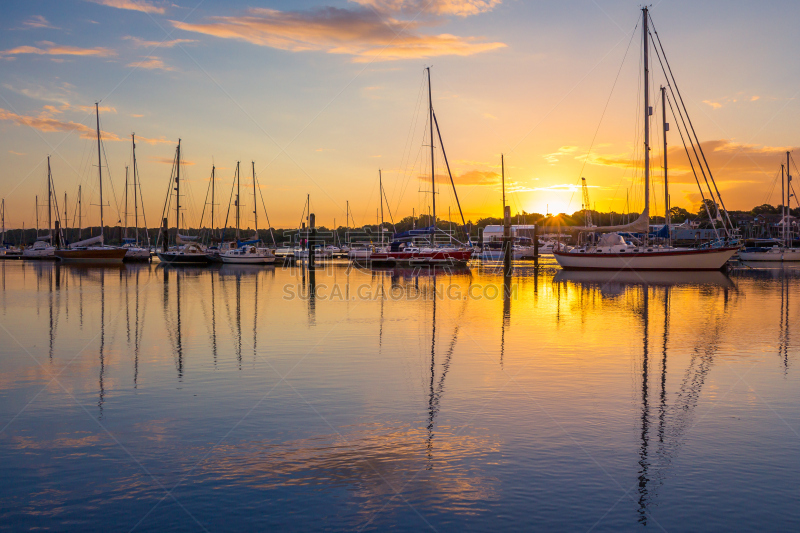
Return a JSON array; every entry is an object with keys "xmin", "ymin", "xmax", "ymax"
[
  {"xmin": 220, "ymin": 256, "xmax": 276, "ymax": 264},
  {"xmin": 553, "ymin": 247, "xmax": 738, "ymax": 271},
  {"xmin": 156, "ymin": 252, "xmax": 209, "ymax": 264},
  {"xmin": 123, "ymin": 248, "xmax": 151, "ymax": 262},
  {"xmin": 22, "ymin": 250, "xmax": 56, "ymax": 260},
  {"xmin": 54, "ymin": 248, "xmax": 127, "ymax": 263},
  {"xmin": 738, "ymin": 248, "xmax": 800, "ymax": 261},
  {"xmin": 369, "ymin": 250, "xmax": 473, "ymax": 267}
]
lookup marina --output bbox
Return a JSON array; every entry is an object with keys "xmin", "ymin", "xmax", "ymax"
[{"xmin": 2, "ymin": 1, "xmax": 800, "ymax": 531}]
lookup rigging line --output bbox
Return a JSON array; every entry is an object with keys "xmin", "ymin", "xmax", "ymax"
[
  {"xmin": 763, "ymin": 167, "xmax": 780, "ymax": 207},
  {"xmin": 432, "ymin": 109, "xmax": 466, "ymax": 227},
  {"xmin": 380, "ymin": 179, "xmax": 397, "ymax": 231},
  {"xmin": 649, "ymin": 16, "xmax": 734, "ymax": 234},
  {"xmin": 255, "ymin": 170, "xmax": 277, "ymax": 246},
  {"xmin": 666, "ymin": 95, "xmax": 717, "ymax": 235},
  {"xmin": 136, "ymin": 176, "xmax": 150, "ymax": 246},
  {"xmin": 650, "ymin": 35, "xmax": 721, "ymax": 227},
  {"xmin": 577, "ymin": 20, "xmax": 639, "ymax": 182},
  {"xmin": 98, "ymin": 119, "xmax": 123, "ymax": 224},
  {"xmin": 570, "ymin": 23, "xmax": 641, "ymax": 213},
  {"xmin": 197, "ymin": 167, "xmax": 212, "ymax": 240},
  {"xmin": 390, "ymin": 72, "xmax": 427, "ymax": 210},
  {"xmin": 223, "ymin": 166, "xmax": 237, "ymax": 241}
]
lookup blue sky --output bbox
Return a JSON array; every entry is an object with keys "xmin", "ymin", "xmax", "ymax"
[{"xmin": 2, "ymin": 0, "xmax": 800, "ymax": 230}]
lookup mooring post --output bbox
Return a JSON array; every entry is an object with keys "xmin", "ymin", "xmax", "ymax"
[
  {"xmin": 54, "ymin": 220, "xmax": 61, "ymax": 248},
  {"xmin": 309, "ymin": 214, "xmax": 316, "ymax": 269},
  {"xmin": 533, "ymin": 224, "xmax": 539, "ymax": 269},
  {"xmin": 503, "ymin": 205, "xmax": 512, "ymax": 276},
  {"xmin": 162, "ymin": 217, "xmax": 168, "ymax": 252}
]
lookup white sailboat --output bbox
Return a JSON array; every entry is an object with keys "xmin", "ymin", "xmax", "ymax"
[
  {"xmin": 554, "ymin": 7, "xmax": 737, "ymax": 271},
  {"xmin": 22, "ymin": 171, "xmax": 56, "ymax": 259},
  {"xmin": 123, "ymin": 134, "xmax": 151, "ymax": 261},
  {"xmin": 739, "ymin": 153, "xmax": 800, "ymax": 261},
  {"xmin": 220, "ymin": 162, "xmax": 275, "ymax": 264}
]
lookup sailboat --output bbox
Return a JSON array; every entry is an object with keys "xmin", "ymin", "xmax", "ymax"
[
  {"xmin": 22, "ymin": 161, "xmax": 57, "ymax": 259},
  {"xmin": 156, "ymin": 139, "xmax": 209, "ymax": 264},
  {"xmin": 553, "ymin": 7, "xmax": 738, "ymax": 271},
  {"xmin": 369, "ymin": 68, "xmax": 473, "ymax": 267},
  {"xmin": 740, "ymin": 153, "xmax": 800, "ymax": 261},
  {"xmin": 122, "ymin": 134, "xmax": 151, "ymax": 261},
  {"xmin": 221, "ymin": 161, "xmax": 276, "ymax": 264},
  {"xmin": 54, "ymin": 104, "xmax": 127, "ymax": 263}
]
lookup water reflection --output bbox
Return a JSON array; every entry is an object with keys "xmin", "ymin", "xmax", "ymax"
[
  {"xmin": 1, "ymin": 261, "xmax": 798, "ymax": 531},
  {"xmin": 554, "ymin": 270, "xmax": 742, "ymax": 524}
]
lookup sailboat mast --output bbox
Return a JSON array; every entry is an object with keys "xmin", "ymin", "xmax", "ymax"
[
  {"xmin": 124, "ymin": 165, "xmax": 129, "ymax": 240},
  {"xmin": 35, "ymin": 195, "xmax": 39, "ymax": 236},
  {"xmin": 427, "ymin": 67, "xmax": 436, "ymax": 229},
  {"xmin": 787, "ymin": 151, "xmax": 791, "ymax": 247},
  {"xmin": 47, "ymin": 155, "xmax": 52, "ymax": 243},
  {"xmin": 211, "ymin": 165, "xmax": 215, "ymax": 240},
  {"xmin": 176, "ymin": 139, "xmax": 181, "ymax": 239},
  {"xmin": 782, "ymin": 163, "xmax": 786, "ymax": 246},
  {"xmin": 252, "ymin": 161, "xmax": 257, "ymax": 239},
  {"xmin": 78, "ymin": 185, "xmax": 82, "ymax": 241},
  {"xmin": 642, "ymin": 7, "xmax": 650, "ymax": 228},
  {"xmin": 379, "ymin": 169, "xmax": 384, "ymax": 246},
  {"xmin": 235, "ymin": 161, "xmax": 240, "ymax": 241},
  {"xmin": 132, "ymin": 134, "xmax": 139, "ymax": 244},
  {"xmin": 501, "ymin": 154, "xmax": 506, "ymax": 210},
  {"xmin": 662, "ymin": 86, "xmax": 669, "ymax": 237},
  {"xmin": 96, "ymin": 103, "xmax": 104, "ymax": 237}
]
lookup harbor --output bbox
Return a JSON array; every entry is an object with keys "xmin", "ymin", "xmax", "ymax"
[{"xmin": 2, "ymin": 1, "xmax": 800, "ymax": 531}]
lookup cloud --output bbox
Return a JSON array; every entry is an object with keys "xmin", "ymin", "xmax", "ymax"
[
  {"xmin": 703, "ymin": 100, "xmax": 722, "ymax": 109},
  {"xmin": 136, "ymin": 135, "xmax": 174, "ymax": 145},
  {"xmin": 543, "ymin": 145, "xmax": 578, "ymax": 164},
  {"xmin": 171, "ymin": 6, "xmax": 506, "ymax": 62},
  {"xmin": 533, "ymin": 183, "xmax": 598, "ymax": 192},
  {"xmin": 8, "ymin": 150, "xmax": 26, "ymax": 156},
  {"xmin": 581, "ymin": 139, "xmax": 798, "ymax": 185},
  {"xmin": 0, "ymin": 41, "xmax": 116, "ymax": 57},
  {"xmin": 353, "ymin": 0, "xmax": 502, "ymax": 17},
  {"xmin": 86, "ymin": 0, "xmax": 165, "ymax": 14},
  {"xmin": 0, "ymin": 107, "xmax": 120, "ymax": 141},
  {"xmin": 126, "ymin": 57, "xmax": 174, "ymax": 71},
  {"xmin": 21, "ymin": 15, "xmax": 59, "ymax": 29},
  {"xmin": 122, "ymin": 35, "xmax": 196, "ymax": 47},
  {"xmin": 750, "ymin": 95, "xmax": 760, "ymax": 101},
  {"xmin": 420, "ymin": 169, "xmax": 500, "ymax": 185},
  {"xmin": 149, "ymin": 156, "xmax": 193, "ymax": 165},
  {"xmin": 130, "ymin": 113, "xmax": 144, "ymax": 118}
]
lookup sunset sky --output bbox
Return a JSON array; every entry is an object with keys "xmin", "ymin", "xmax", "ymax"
[{"xmin": 2, "ymin": 0, "xmax": 800, "ymax": 230}]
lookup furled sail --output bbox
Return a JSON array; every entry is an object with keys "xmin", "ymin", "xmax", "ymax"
[
  {"xmin": 570, "ymin": 209, "xmax": 650, "ymax": 233},
  {"xmin": 69, "ymin": 234, "xmax": 104, "ymax": 248},
  {"xmin": 176, "ymin": 233, "xmax": 198, "ymax": 244}
]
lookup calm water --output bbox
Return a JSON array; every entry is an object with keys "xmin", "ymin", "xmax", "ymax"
[{"xmin": 0, "ymin": 258, "xmax": 798, "ymax": 532}]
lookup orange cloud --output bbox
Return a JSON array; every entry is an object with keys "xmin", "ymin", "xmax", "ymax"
[
  {"xmin": 86, "ymin": 0, "xmax": 165, "ymax": 14},
  {"xmin": 420, "ymin": 169, "xmax": 500, "ymax": 185},
  {"xmin": 581, "ymin": 140, "xmax": 797, "ymax": 184},
  {"xmin": 126, "ymin": 57, "xmax": 174, "ymax": 71},
  {"xmin": 353, "ymin": 0, "xmax": 502, "ymax": 17},
  {"xmin": 171, "ymin": 6, "xmax": 506, "ymax": 62},
  {"xmin": 149, "ymin": 156, "xmax": 193, "ymax": 165},
  {"xmin": 0, "ymin": 107, "xmax": 120, "ymax": 140},
  {"xmin": 136, "ymin": 135, "xmax": 173, "ymax": 145},
  {"xmin": 0, "ymin": 41, "xmax": 116, "ymax": 57}
]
